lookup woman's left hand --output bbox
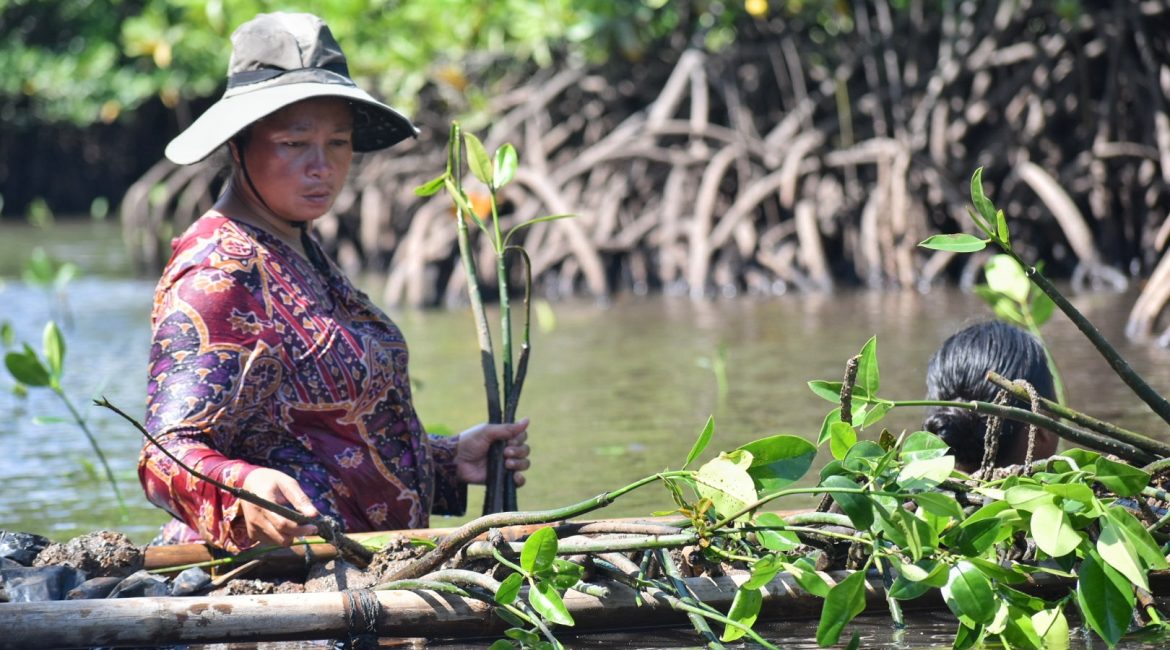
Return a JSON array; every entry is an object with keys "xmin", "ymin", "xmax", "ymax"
[{"xmin": 454, "ymin": 418, "xmax": 531, "ymax": 486}]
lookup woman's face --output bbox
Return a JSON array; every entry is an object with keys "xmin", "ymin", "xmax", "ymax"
[{"xmin": 238, "ymin": 97, "xmax": 354, "ymax": 223}]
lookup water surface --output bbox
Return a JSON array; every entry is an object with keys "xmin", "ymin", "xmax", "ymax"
[{"xmin": 2, "ymin": 221, "xmax": 1169, "ymax": 545}]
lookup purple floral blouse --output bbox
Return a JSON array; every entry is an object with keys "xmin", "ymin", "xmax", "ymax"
[{"xmin": 139, "ymin": 215, "xmax": 464, "ymax": 552}]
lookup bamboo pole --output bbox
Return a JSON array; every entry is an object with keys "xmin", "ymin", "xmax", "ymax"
[{"xmin": 10, "ymin": 568, "xmax": 1161, "ymax": 649}]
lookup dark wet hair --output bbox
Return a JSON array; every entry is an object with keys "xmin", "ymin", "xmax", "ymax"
[{"xmin": 923, "ymin": 321, "xmax": 1055, "ymax": 468}]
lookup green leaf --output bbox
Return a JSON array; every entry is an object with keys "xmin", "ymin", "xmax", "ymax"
[
  {"xmin": 899, "ymin": 559, "xmax": 947, "ymax": 586},
  {"xmin": 858, "ymin": 401, "xmax": 892, "ymax": 429},
  {"xmin": 683, "ymin": 415, "xmax": 714, "ymax": 469},
  {"xmin": 520, "ymin": 527, "xmax": 558, "ymax": 574},
  {"xmin": 995, "ymin": 209, "xmax": 1010, "ymax": 245},
  {"xmin": 504, "ymin": 214, "xmax": 575, "ymax": 247},
  {"xmin": 42, "ymin": 321, "xmax": 64, "ymax": 380},
  {"xmin": 970, "ymin": 167, "xmax": 997, "ymax": 227},
  {"xmin": 984, "ymin": 255, "xmax": 1030, "ymax": 304},
  {"xmin": 504, "ymin": 628, "xmax": 540, "ymax": 644},
  {"xmin": 494, "ymin": 143, "xmax": 518, "ymax": 189},
  {"xmin": 31, "ymin": 415, "xmax": 68, "ymax": 425},
  {"xmin": 1005, "ymin": 484, "xmax": 1056, "ymax": 512},
  {"xmin": 1105, "ymin": 507, "xmax": 1169, "ymax": 570},
  {"xmin": 1042, "ymin": 482, "xmax": 1096, "ymax": 505},
  {"xmin": 918, "ymin": 233, "xmax": 988, "ymax": 253},
  {"xmin": 546, "ymin": 559, "xmax": 585, "ymax": 589},
  {"xmin": 900, "ymin": 431, "xmax": 950, "ymax": 463},
  {"xmin": 464, "ymin": 132, "xmax": 493, "ymax": 187},
  {"xmin": 817, "ymin": 408, "xmax": 842, "ymax": 446},
  {"xmin": 808, "ymin": 380, "xmax": 843, "ymax": 403},
  {"xmin": 5, "ymin": 347, "xmax": 51, "ymax": 387},
  {"xmin": 855, "ymin": 336, "xmax": 879, "ymax": 395},
  {"xmin": 495, "ymin": 573, "xmax": 523, "ymax": 605},
  {"xmin": 0, "ymin": 321, "xmax": 13, "ymax": 348},
  {"xmin": 1091, "ymin": 456, "xmax": 1150, "ymax": 497},
  {"xmin": 821, "ymin": 474, "xmax": 872, "ymax": 530},
  {"xmin": 815, "ymin": 570, "xmax": 867, "ymax": 646},
  {"xmin": 721, "ymin": 587, "xmax": 763, "ymax": 642},
  {"xmin": 1031, "ymin": 608, "xmax": 1070, "ymax": 649},
  {"xmin": 488, "ymin": 639, "xmax": 514, "ymax": 650},
  {"xmin": 1076, "ymin": 551, "xmax": 1135, "ymax": 647},
  {"xmin": 442, "ymin": 177, "xmax": 488, "ymax": 232},
  {"xmin": 966, "ymin": 557, "xmax": 1027, "ymax": 585},
  {"xmin": 696, "ymin": 451, "xmax": 758, "ymax": 521},
  {"xmin": 829, "ymin": 421, "xmax": 858, "ymax": 460},
  {"xmin": 783, "ymin": 558, "xmax": 831, "ymax": 597},
  {"xmin": 1031, "ymin": 292, "xmax": 1055, "ymax": 327},
  {"xmin": 943, "ymin": 561, "xmax": 997, "ymax": 626},
  {"xmin": 756, "ymin": 528, "xmax": 800, "ymax": 552},
  {"xmin": 1030, "ymin": 503, "xmax": 1082, "ymax": 558},
  {"xmin": 914, "ymin": 492, "xmax": 964, "ymax": 520},
  {"xmin": 743, "ymin": 554, "xmax": 783, "ymax": 589},
  {"xmin": 528, "ymin": 580, "xmax": 574, "ymax": 626},
  {"xmin": 1097, "ymin": 518, "xmax": 1149, "ymax": 590},
  {"xmin": 897, "ymin": 455, "xmax": 955, "ymax": 491},
  {"xmin": 887, "ymin": 575, "xmax": 932, "ymax": 600},
  {"xmin": 414, "ymin": 173, "xmax": 447, "ymax": 196},
  {"xmin": 737, "ymin": 434, "xmax": 816, "ymax": 492}
]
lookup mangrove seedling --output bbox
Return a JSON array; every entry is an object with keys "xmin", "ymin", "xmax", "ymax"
[
  {"xmin": 4, "ymin": 320, "xmax": 126, "ymax": 515},
  {"xmin": 416, "ymin": 123, "xmax": 571, "ymax": 514}
]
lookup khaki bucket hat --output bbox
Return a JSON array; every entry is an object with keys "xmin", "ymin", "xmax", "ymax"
[{"xmin": 165, "ymin": 12, "xmax": 418, "ymax": 165}]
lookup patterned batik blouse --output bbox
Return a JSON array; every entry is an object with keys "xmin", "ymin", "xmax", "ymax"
[{"xmin": 139, "ymin": 215, "xmax": 465, "ymax": 552}]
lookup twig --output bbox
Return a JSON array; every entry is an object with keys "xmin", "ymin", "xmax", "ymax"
[
  {"xmin": 986, "ymin": 371, "xmax": 1170, "ymax": 459},
  {"xmin": 657, "ymin": 548, "xmax": 724, "ymax": 649},
  {"xmin": 95, "ymin": 397, "xmax": 373, "ymax": 567}
]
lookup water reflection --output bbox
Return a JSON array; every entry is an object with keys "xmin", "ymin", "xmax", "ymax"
[{"xmin": 2, "ymin": 223, "xmax": 1169, "ymax": 547}]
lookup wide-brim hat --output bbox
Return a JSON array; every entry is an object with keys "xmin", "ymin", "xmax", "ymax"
[{"xmin": 165, "ymin": 12, "xmax": 418, "ymax": 165}]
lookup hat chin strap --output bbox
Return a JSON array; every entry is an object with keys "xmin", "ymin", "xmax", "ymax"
[{"xmin": 235, "ymin": 142, "xmax": 333, "ymax": 276}]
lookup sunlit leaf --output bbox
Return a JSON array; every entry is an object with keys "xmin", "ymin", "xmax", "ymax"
[
  {"xmin": 495, "ymin": 573, "xmax": 523, "ymax": 605},
  {"xmin": 914, "ymin": 491, "xmax": 964, "ymax": 520},
  {"xmin": 855, "ymin": 336, "xmax": 879, "ymax": 395},
  {"xmin": 504, "ymin": 214, "xmax": 574, "ymax": 247},
  {"xmin": 695, "ymin": 450, "xmax": 758, "ymax": 521},
  {"xmin": 683, "ymin": 415, "xmax": 715, "ymax": 469},
  {"xmin": 897, "ymin": 455, "xmax": 955, "ymax": 491},
  {"xmin": 783, "ymin": 557, "xmax": 831, "ymax": 597},
  {"xmin": 464, "ymin": 132, "xmax": 493, "ymax": 187},
  {"xmin": 817, "ymin": 408, "xmax": 842, "ymax": 447},
  {"xmin": 1031, "ymin": 608, "xmax": 1069, "ymax": 649},
  {"xmin": 494, "ymin": 143, "xmax": 518, "ymax": 189},
  {"xmin": 738, "ymin": 434, "xmax": 816, "ymax": 492},
  {"xmin": 43, "ymin": 321, "xmax": 64, "ymax": 380},
  {"xmin": 1105, "ymin": 507, "xmax": 1169, "ymax": 570},
  {"xmin": 829, "ymin": 421, "xmax": 858, "ymax": 460},
  {"xmin": 414, "ymin": 173, "xmax": 447, "ymax": 196},
  {"xmin": 1097, "ymin": 518, "xmax": 1148, "ymax": 590},
  {"xmin": 918, "ymin": 233, "xmax": 988, "ymax": 253},
  {"xmin": 1031, "ymin": 292, "xmax": 1055, "ymax": 327},
  {"xmin": 721, "ymin": 587, "xmax": 762, "ymax": 641},
  {"xmin": 528, "ymin": 580, "xmax": 574, "ymax": 626},
  {"xmin": 900, "ymin": 431, "xmax": 950, "ymax": 463},
  {"xmin": 1030, "ymin": 503, "xmax": 1081, "ymax": 558},
  {"xmin": 815, "ymin": 570, "xmax": 867, "ymax": 646},
  {"xmin": 1005, "ymin": 484, "xmax": 1055, "ymax": 512},
  {"xmin": 970, "ymin": 168, "xmax": 997, "ymax": 228},
  {"xmin": 520, "ymin": 527, "xmax": 558, "ymax": 574},
  {"xmin": 1091, "ymin": 456, "xmax": 1150, "ymax": 497},
  {"xmin": 984, "ymin": 255, "xmax": 1030, "ymax": 304},
  {"xmin": 943, "ymin": 561, "xmax": 997, "ymax": 626}
]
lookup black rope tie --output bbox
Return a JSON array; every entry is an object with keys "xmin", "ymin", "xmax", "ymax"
[
  {"xmin": 297, "ymin": 222, "xmax": 334, "ymax": 276},
  {"xmin": 337, "ymin": 588, "xmax": 381, "ymax": 650}
]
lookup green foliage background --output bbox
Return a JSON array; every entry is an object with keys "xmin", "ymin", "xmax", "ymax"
[{"xmin": 1, "ymin": 0, "xmax": 830, "ymax": 127}]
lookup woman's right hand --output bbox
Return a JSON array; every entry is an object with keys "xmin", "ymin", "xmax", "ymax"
[{"xmin": 240, "ymin": 468, "xmax": 320, "ymax": 546}]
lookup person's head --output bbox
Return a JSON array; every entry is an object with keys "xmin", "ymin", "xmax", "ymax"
[
  {"xmin": 923, "ymin": 321, "xmax": 1058, "ymax": 471},
  {"xmin": 164, "ymin": 12, "xmax": 417, "ymax": 221}
]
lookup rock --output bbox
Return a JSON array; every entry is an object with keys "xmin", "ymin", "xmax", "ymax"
[
  {"xmin": 66, "ymin": 576, "xmax": 123, "ymax": 600},
  {"xmin": 169, "ymin": 567, "xmax": 211, "ymax": 596},
  {"xmin": 34, "ymin": 530, "xmax": 144, "ymax": 578},
  {"xmin": 0, "ymin": 565, "xmax": 87, "ymax": 602},
  {"xmin": 0, "ymin": 531, "xmax": 52, "ymax": 566},
  {"xmin": 107, "ymin": 570, "xmax": 169, "ymax": 598}
]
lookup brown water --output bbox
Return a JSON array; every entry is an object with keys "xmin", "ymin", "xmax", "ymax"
[
  {"xmin": 2, "ymin": 221, "xmax": 1170, "ymax": 543},
  {"xmin": 4, "ymin": 221, "xmax": 1170, "ymax": 647}
]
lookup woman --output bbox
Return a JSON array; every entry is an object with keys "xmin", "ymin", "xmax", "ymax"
[
  {"xmin": 139, "ymin": 12, "xmax": 530, "ymax": 552},
  {"xmin": 923, "ymin": 321, "xmax": 1058, "ymax": 472}
]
